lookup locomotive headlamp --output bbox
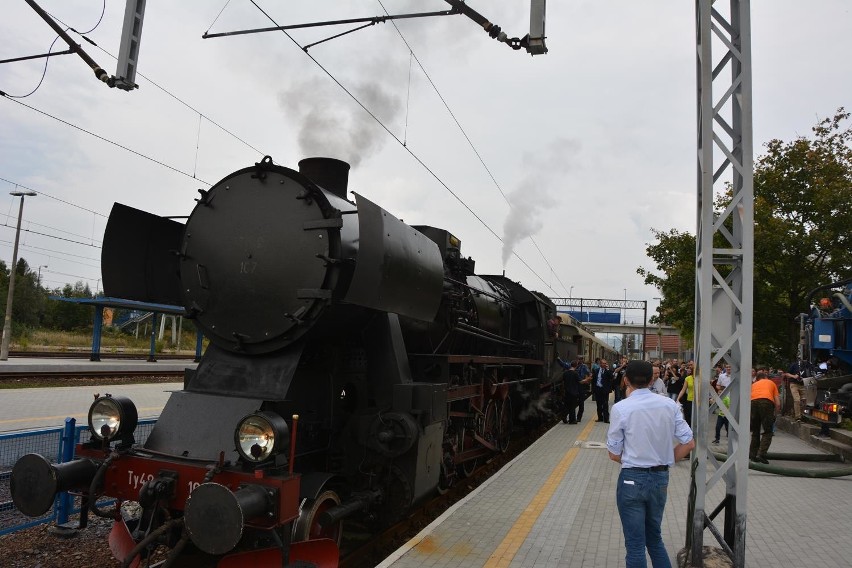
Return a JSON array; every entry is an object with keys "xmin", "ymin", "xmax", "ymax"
[
  {"xmin": 235, "ymin": 411, "xmax": 289, "ymax": 463},
  {"xmin": 88, "ymin": 395, "xmax": 138, "ymax": 442}
]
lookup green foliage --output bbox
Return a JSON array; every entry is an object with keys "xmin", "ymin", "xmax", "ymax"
[
  {"xmin": 42, "ymin": 281, "xmax": 94, "ymax": 331},
  {"xmin": 637, "ymin": 229, "xmax": 696, "ymax": 343},
  {"xmin": 639, "ymin": 109, "xmax": 852, "ymax": 366}
]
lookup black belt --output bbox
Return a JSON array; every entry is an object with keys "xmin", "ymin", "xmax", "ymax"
[{"xmin": 626, "ymin": 465, "xmax": 668, "ymax": 472}]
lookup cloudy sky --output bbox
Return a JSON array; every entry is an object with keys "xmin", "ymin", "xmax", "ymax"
[{"xmin": 1, "ymin": 1, "xmax": 849, "ymax": 321}]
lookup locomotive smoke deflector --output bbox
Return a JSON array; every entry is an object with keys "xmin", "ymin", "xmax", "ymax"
[
  {"xmin": 101, "ymin": 203, "xmax": 184, "ymax": 305},
  {"xmin": 344, "ymin": 192, "xmax": 444, "ymax": 322}
]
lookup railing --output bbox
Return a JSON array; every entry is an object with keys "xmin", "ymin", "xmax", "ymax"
[{"xmin": 0, "ymin": 418, "xmax": 156, "ymax": 536}]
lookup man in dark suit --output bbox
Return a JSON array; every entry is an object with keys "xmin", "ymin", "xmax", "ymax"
[
  {"xmin": 556, "ymin": 357, "xmax": 581, "ymax": 424},
  {"xmin": 594, "ymin": 359, "xmax": 614, "ymax": 422}
]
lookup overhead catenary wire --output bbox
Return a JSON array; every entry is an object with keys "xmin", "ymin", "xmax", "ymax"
[
  {"xmin": 247, "ymin": 1, "xmax": 559, "ymax": 296},
  {"xmin": 0, "ymin": 176, "xmax": 108, "ymax": 218},
  {"xmin": 206, "ymin": 0, "xmax": 234, "ymax": 35},
  {"xmin": 0, "ymin": 214, "xmax": 102, "ymax": 245},
  {"xmin": 3, "ymin": 34, "xmax": 63, "ymax": 99},
  {"xmin": 0, "ymin": 95, "xmax": 211, "ymax": 186},
  {"xmin": 42, "ymin": 267, "xmax": 98, "ymax": 282},
  {"xmin": 375, "ymin": 0, "xmax": 570, "ymax": 298},
  {"xmin": 5, "ymin": 9, "xmax": 268, "ymax": 172},
  {"xmin": 6, "ymin": 6, "xmax": 557, "ymax": 294},
  {"xmin": 0, "ymin": 222, "xmax": 101, "ymax": 249},
  {"xmin": 1, "ymin": 6, "xmax": 266, "ymax": 292},
  {"xmin": 63, "ymin": 1, "xmax": 107, "ymax": 37},
  {"xmin": 1, "ymin": 0, "xmax": 106, "ymax": 98},
  {"xmin": 59, "ymin": 21, "xmax": 268, "ymax": 158},
  {"xmin": 0, "ymin": 239, "xmax": 100, "ymax": 263}
]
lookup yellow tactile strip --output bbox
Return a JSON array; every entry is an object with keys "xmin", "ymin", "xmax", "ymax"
[{"xmin": 483, "ymin": 418, "xmax": 597, "ymax": 568}]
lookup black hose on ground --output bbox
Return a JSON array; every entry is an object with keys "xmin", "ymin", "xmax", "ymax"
[
  {"xmin": 711, "ymin": 452, "xmax": 852, "ymax": 478},
  {"xmin": 757, "ymin": 451, "xmax": 843, "ymax": 462}
]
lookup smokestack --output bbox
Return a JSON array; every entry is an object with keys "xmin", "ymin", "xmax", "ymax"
[{"xmin": 298, "ymin": 157, "xmax": 350, "ymax": 199}]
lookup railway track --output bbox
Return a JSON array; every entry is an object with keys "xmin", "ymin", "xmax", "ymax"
[
  {"xmin": 0, "ymin": 351, "xmax": 194, "ymax": 383},
  {"xmin": 8, "ymin": 351, "xmax": 195, "ymax": 360},
  {"xmin": 0, "ymin": 369, "xmax": 186, "ymax": 380}
]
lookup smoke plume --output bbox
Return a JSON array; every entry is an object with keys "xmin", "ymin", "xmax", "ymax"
[
  {"xmin": 278, "ymin": 77, "xmax": 403, "ymax": 167},
  {"xmin": 501, "ymin": 138, "xmax": 582, "ymax": 266}
]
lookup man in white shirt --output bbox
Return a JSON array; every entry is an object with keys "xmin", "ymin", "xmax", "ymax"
[
  {"xmin": 607, "ymin": 361, "xmax": 695, "ymax": 568},
  {"xmin": 717, "ymin": 364, "xmax": 732, "ymax": 391},
  {"xmin": 649, "ymin": 364, "xmax": 666, "ymax": 395}
]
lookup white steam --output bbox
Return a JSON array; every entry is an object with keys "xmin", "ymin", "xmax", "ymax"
[{"xmin": 501, "ymin": 138, "xmax": 582, "ymax": 266}]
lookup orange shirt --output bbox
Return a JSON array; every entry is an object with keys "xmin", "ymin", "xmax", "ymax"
[{"xmin": 750, "ymin": 378, "xmax": 779, "ymax": 402}]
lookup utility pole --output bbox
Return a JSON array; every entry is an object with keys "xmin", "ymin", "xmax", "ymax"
[
  {"xmin": 1, "ymin": 191, "xmax": 37, "ymax": 360},
  {"xmin": 37, "ymin": 265, "xmax": 47, "ymax": 289},
  {"xmin": 653, "ymin": 297, "xmax": 663, "ymax": 359}
]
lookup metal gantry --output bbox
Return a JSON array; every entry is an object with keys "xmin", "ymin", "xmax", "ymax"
[
  {"xmin": 690, "ymin": 1, "xmax": 754, "ymax": 566},
  {"xmin": 552, "ymin": 298, "xmax": 648, "ymax": 359}
]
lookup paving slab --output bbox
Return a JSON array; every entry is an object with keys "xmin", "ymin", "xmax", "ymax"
[{"xmin": 380, "ymin": 399, "xmax": 852, "ymax": 568}]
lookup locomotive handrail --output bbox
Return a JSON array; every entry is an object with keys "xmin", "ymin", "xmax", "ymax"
[
  {"xmin": 454, "ymin": 322, "xmax": 519, "ymax": 346},
  {"xmin": 444, "ymin": 276, "xmax": 517, "ymax": 306}
]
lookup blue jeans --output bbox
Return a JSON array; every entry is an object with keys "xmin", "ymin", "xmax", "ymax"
[{"xmin": 616, "ymin": 468, "xmax": 672, "ymax": 568}]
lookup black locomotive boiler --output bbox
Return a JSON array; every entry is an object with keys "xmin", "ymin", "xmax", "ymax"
[{"xmin": 11, "ymin": 157, "xmax": 562, "ymax": 567}]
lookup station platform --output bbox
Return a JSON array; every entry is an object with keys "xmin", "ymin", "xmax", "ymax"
[
  {"xmin": 379, "ymin": 400, "xmax": 852, "ymax": 568},
  {"xmin": 0, "ymin": 356, "xmax": 197, "ymax": 375}
]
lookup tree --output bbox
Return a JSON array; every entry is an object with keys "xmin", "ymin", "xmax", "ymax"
[
  {"xmin": 637, "ymin": 229, "xmax": 696, "ymax": 343},
  {"xmin": 639, "ymin": 109, "xmax": 852, "ymax": 365},
  {"xmin": 0, "ymin": 258, "xmax": 47, "ymax": 336},
  {"xmin": 42, "ymin": 282, "xmax": 94, "ymax": 331}
]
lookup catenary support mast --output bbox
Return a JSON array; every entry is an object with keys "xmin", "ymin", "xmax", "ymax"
[{"xmin": 690, "ymin": 1, "xmax": 753, "ymax": 566}]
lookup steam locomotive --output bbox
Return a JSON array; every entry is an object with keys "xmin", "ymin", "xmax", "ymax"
[{"xmin": 11, "ymin": 156, "xmax": 577, "ymax": 567}]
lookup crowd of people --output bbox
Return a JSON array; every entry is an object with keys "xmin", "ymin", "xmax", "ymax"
[
  {"xmin": 553, "ymin": 354, "xmax": 806, "ymax": 566},
  {"xmin": 556, "ymin": 356, "xmax": 701, "ymax": 426},
  {"xmin": 556, "ymin": 354, "xmax": 806, "ymax": 464}
]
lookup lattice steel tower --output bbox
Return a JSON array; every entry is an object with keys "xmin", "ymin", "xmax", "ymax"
[{"xmin": 690, "ymin": 1, "xmax": 753, "ymax": 566}]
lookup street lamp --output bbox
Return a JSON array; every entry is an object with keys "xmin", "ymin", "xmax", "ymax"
[
  {"xmin": 1, "ymin": 190, "xmax": 37, "ymax": 360},
  {"xmin": 37, "ymin": 265, "xmax": 47, "ymax": 289}
]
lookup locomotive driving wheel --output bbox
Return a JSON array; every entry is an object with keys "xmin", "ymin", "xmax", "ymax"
[
  {"xmin": 293, "ymin": 490, "xmax": 343, "ymax": 545},
  {"xmin": 483, "ymin": 400, "xmax": 499, "ymax": 450},
  {"xmin": 497, "ymin": 397, "xmax": 513, "ymax": 453},
  {"xmin": 437, "ymin": 434, "xmax": 458, "ymax": 494},
  {"xmin": 457, "ymin": 427, "xmax": 478, "ymax": 478}
]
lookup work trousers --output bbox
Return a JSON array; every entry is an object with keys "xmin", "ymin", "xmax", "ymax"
[
  {"xmin": 789, "ymin": 382, "xmax": 805, "ymax": 419},
  {"xmin": 750, "ymin": 399, "xmax": 776, "ymax": 458}
]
